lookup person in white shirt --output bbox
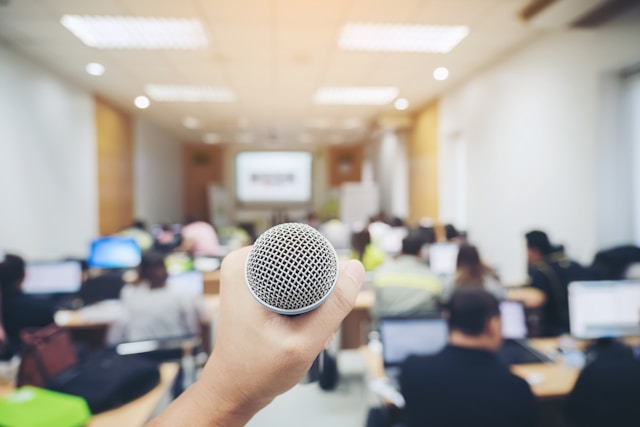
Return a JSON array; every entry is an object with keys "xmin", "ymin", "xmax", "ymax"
[{"xmin": 120, "ymin": 252, "xmax": 200, "ymax": 342}]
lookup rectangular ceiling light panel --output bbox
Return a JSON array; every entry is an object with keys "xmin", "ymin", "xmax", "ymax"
[
  {"xmin": 314, "ymin": 87, "xmax": 398, "ymax": 105},
  {"xmin": 145, "ymin": 85, "xmax": 236, "ymax": 102},
  {"xmin": 61, "ymin": 15, "xmax": 209, "ymax": 49},
  {"xmin": 339, "ymin": 23, "xmax": 469, "ymax": 53}
]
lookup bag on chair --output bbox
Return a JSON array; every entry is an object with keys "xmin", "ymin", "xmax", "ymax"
[{"xmin": 17, "ymin": 324, "xmax": 78, "ymax": 388}]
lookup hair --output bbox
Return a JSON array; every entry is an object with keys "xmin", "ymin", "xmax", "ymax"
[
  {"xmin": 351, "ymin": 229, "xmax": 371, "ymax": 261},
  {"xmin": 446, "ymin": 289, "xmax": 500, "ymax": 336},
  {"xmin": 444, "ymin": 224, "xmax": 460, "ymax": 241},
  {"xmin": 138, "ymin": 251, "xmax": 167, "ymax": 279},
  {"xmin": 0, "ymin": 254, "xmax": 26, "ymax": 294},
  {"xmin": 132, "ymin": 219, "xmax": 147, "ymax": 230},
  {"xmin": 455, "ymin": 245, "xmax": 493, "ymax": 288},
  {"xmin": 414, "ymin": 226, "xmax": 436, "ymax": 245},
  {"xmin": 389, "ymin": 217, "xmax": 405, "ymax": 228},
  {"xmin": 525, "ymin": 230, "xmax": 554, "ymax": 255},
  {"xmin": 402, "ymin": 234, "xmax": 423, "ymax": 256}
]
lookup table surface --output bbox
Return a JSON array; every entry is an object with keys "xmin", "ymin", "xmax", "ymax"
[{"xmin": 361, "ymin": 337, "xmax": 580, "ymax": 400}]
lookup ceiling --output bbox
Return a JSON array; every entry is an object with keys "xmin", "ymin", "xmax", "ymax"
[{"xmin": 0, "ymin": 0, "xmax": 566, "ymax": 146}]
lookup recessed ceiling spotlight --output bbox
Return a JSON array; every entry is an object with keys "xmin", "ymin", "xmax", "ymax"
[
  {"xmin": 339, "ymin": 23, "xmax": 469, "ymax": 53},
  {"xmin": 86, "ymin": 62, "xmax": 105, "ymax": 76},
  {"xmin": 60, "ymin": 15, "xmax": 209, "ymax": 49},
  {"xmin": 394, "ymin": 98, "xmax": 409, "ymax": 110},
  {"xmin": 134, "ymin": 96, "xmax": 150, "ymax": 109},
  {"xmin": 433, "ymin": 67, "xmax": 449, "ymax": 81},
  {"xmin": 182, "ymin": 116, "xmax": 201, "ymax": 129},
  {"xmin": 314, "ymin": 87, "xmax": 398, "ymax": 105},
  {"xmin": 203, "ymin": 133, "xmax": 221, "ymax": 144}
]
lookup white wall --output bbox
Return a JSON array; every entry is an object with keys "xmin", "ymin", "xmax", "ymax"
[
  {"xmin": 134, "ymin": 118, "xmax": 184, "ymax": 225},
  {"xmin": 628, "ymin": 73, "xmax": 640, "ymax": 245},
  {"xmin": 0, "ymin": 42, "xmax": 98, "ymax": 260},
  {"xmin": 372, "ymin": 130, "xmax": 409, "ymax": 221},
  {"xmin": 439, "ymin": 10, "xmax": 640, "ymax": 283}
]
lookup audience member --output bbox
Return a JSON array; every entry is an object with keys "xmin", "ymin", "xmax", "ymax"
[
  {"xmin": 117, "ymin": 219, "xmax": 154, "ymax": 252},
  {"xmin": 118, "ymin": 252, "xmax": 200, "ymax": 342},
  {"xmin": 378, "ymin": 216, "xmax": 409, "ymax": 256},
  {"xmin": 351, "ymin": 228, "xmax": 385, "ymax": 272},
  {"xmin": 318, "ymin": 218, "xmax": 351, "ymax": 251},
  {"xmin": 442, "ymin": 244, "xmax": 506, "ymax": 301},
  {"xmin": 371, "ymin": 234, "xmax": 442, "ymax": 318},
  {"xmin": 0, "ymin": 254, "xmax": 55, "ymax": 358},
  {"xmin": 444, "ymin": 223, "xmax": 467, "ymax": 245},
  {"xmin": 563, "ymin": 339, "xmax": 640, "ymax": 427},
  {"xmin": 178, "ymin": 216, "xmax": 220, "ymax": 257},
  {"xmin": 400, "ymin": 289, "xmax": 538, "ymax": 427},
  {"xmin": 146, "ymin": 248, "xmax": 364, "ymax": 427},
  {"xmin": 154, "ymin": 223, "xmax": 181, "ymax": 253},
  {"xmin": 525, "ymin": 230, "xmax": 591, "ymax": 336}
]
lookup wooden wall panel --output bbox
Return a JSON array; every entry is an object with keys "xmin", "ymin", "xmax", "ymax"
[
  {"xmin": 95, "ymin": 96, "xmax": 133, "ymax": 236},
  {"xmin": 183, "ymin": 143, "xmax": 224, "ymax": 221},
  {"xmin": 327, "ymin": 144, "xmax": 364, "ymax": 187},
  {"xmin": 408, "ymin": 101, "xmax": 439, "ymax": 225}
]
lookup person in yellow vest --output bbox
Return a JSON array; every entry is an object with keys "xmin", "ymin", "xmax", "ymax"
[
  {"xmin": 372, "ymin": 233, "xmax": 442, "ymax": 318},
  {"xmin": 350, "ymin": 228, "xmax": 385, "ymax": 272}
]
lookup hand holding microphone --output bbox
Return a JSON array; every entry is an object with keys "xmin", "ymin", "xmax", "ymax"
[{"xmin": 148, "ymin": 224, "xmax": 364, "ymax": 427}]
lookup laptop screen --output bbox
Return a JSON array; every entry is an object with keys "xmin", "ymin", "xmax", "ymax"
[
  {"xmin": 500, "ymin": 300, "xmax": 528, "ymax": 339},
  {"xmin": 379, "ymin": 318, "xmax": 448, "ymax": 367},
  {"xmin": 88, "ymin": 237, "xmax": 141, "ymax": 269},
  {"xmin": 23, "ymin": 261, "xmax": 83, "ymax": 294},
  {"xmin": 428, "ymin": 243, "xmax": 459, "ymax": 276},
  {"xmin": 569, "ymin": 280, "xmax": 640, "ymax": 339},
  {"xmin": 167, "ymin": 271, "xmax": 204, "ymax": 297}
]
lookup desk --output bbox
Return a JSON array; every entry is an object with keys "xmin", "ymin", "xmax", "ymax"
[
  {"xmin": 361, "ymin": 337, "xmax": 580, "ymax": 400},
  {"xmin": 341, "ymin": 290, "xmax": 374, "ymax": 350},
  {"xmin": 0, "ymin": 363, "xmax": 179, "ymax": 427},
  {"xmin": 203, "ymin": 270, "xmax": 221, "ymax": 295}
]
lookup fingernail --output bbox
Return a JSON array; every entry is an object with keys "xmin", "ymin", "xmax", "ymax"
[{"xmin": 344, "ymin": 260, "xmax": 364, "ymax": 289}]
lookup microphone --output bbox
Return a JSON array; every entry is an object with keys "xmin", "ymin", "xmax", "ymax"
[{"xmin": 245, "ymin": 222, "xmax": 339, "ymax": 315}]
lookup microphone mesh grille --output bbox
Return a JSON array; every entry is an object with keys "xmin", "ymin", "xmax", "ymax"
[{"xmin": 246, "ymin": 223, "xmax": 339, "ymax": 314}]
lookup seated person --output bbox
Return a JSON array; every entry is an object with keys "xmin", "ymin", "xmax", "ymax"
[
  {"xmin": 371, "ymin": 234, "xmax": 442, "ymax": 318},
  {"xmin": 117, "ymin": 219, "xmax": 154, "ymax": 252},
  {"xmin": 563, "ymin": 339, "xmax": 640, "ymax": 427},
  {"xmin": 177, "ymin": 216, "xmax": 220, "ymax": 257},
  {"xmin": 0, "ymin": 254, "xmax": 55, "ymax": 358},
  {"xmin": 442, "ymin": 244, "xmax": 506, "ymax": 301},
  {"xmin": 401, "ymin": 289, "xmax": 538, "ymax": 427},
  {"xmin": 154, "ymin": 224, "xmax": 182, "ymax": 253},
  {"xmin": 118, "ymin": 252, "xmax": 200, "ymax": 343},
  {"xmin": 351, "ymin": 228, "xmax": 385, "ymax": 272},
  {"xmin": 525, "ymin": 230, "xmax": 591, "ymax": 336}
]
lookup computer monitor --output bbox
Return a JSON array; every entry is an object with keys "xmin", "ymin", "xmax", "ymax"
[
  {"xmin": 500, "ymin": 300, "xmax": 528, "ymax": 339},
  {"xmin": 22, "ymin": 261, "xmax": 83, "ymax": 294},
  {"xmin": 87, "ymin": 236, "xmax": 141, "ymax": 269},
  {"xmin": 166, "ymin": 271, "xmax": 204, "ymax": 297},
  {"xmin": 569, "ymin": 280, "xmax": 640, "ymax": 339},
  {"xmin": 428, "ymin": 243, "xmax": 459, "ymax": 276},
  {"xmin": 378, "ymin": 318, "xmax": 448, "ymax": 368}
]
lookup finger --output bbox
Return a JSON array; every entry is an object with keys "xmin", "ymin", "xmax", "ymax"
[{"xmin": 297, "ymin": 259, "xmax": 364, "ymax": 345}]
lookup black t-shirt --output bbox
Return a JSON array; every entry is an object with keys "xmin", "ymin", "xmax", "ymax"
[
  {"xmin": 564, "ymin": 343, "xmax": 640, "ymax": 427},
  {"xmin": 1, "ymin": 291, "xmax": 56, "ymax": 356},
  {"xmin": 528, "ymin": 252, "xmax": 591, "ymax": 336},
  {"xmin": 400, "ymin": 345, "xmax": 539, "ymax": 427}
]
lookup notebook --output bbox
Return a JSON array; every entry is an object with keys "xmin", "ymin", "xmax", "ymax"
[{"xmin": 497, "ymin": 300, "xmax": 551, "ymax": 365}]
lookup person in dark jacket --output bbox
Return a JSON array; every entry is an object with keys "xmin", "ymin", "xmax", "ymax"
[
  {"xmin": 525, "ymin": 230, "xmax": 591, "ymax": 336},
  {"xmin": 564, "ymin": 339, "xmax": 640, "ymax": 427},
  {"xmin": 0, "ymin": 254, "xmax": 55, "ymax": 358},
  {"xmin": 400, "ymin": 289, "xmax": 538, "ymax": 427}
]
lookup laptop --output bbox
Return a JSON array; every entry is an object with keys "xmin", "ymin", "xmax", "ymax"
[
  {"xmin": 23, "ymin": 260, "xmax": 83, "ymax": 295},
  {"xmin": 167, "ymin": 271, "xmax": 204, "ymax": 297},
  {"xmin": 568, "ymin": 280, "xmax": 640, "ymax": 339},
  {"xmin": 378, "ymin": 317, "xmax": 449, "ymax": 383},
  {"xmin": 87, "ymin": 236, "xmax": 141, "ymax": 269},
  {"xmin": 497, "ymin": 300, "xmax": 552, "ymax": 365}
]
